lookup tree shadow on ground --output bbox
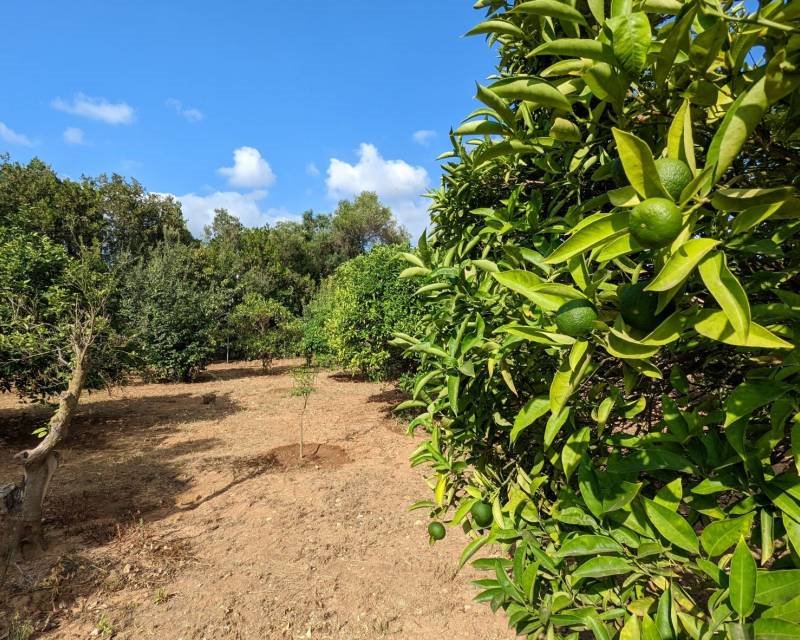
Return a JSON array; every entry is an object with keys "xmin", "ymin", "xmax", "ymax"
[
  {"xmin": 0, "ymin": 389, "xmax": 281, "ymax": 632},
  {"xmin": 328, "ymin": 371, "xmax": 371, "ymax": 383},
  {"xmin": 366, "ymin": 387, "xmax": 408, "ymax": 417},
  {"xmin": 196, "ymin": 363, "xmax": 296, "ymax": 382},
  {"xmin": 1, "ymin": 390, "xmax": 241, "ymax": 450}
]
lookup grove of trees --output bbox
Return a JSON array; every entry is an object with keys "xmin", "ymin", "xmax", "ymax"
[
  {"xmin": 397, "ymin": 0, "xmax": 800, "ymax": 638},
  {"xmin": 0, "ymin": 154, "xmax": 411, "ymax": 574}
]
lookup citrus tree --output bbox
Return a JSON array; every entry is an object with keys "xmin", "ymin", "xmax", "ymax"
[
  {"xmin": 306, "ymin": 244, "xmax": 422, "ymax": 380},
  {"xmin": 395, "ymin": 0, "xmax": 800, "ymax": 637},
  {"xmin": 230, "ymin": 293, "xmax": 299, "ymax": 369}
]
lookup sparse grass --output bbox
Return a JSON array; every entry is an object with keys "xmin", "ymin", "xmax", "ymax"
[
  {"xmin": 153, "ymin": 587, "xmax": 169, "ymax": 605},
  {"xmin": 96, "ymin": 613, "xmax": 114, "ymax": 637},
  {"xmin": 9, "ymin": 615, "xmax": 35, "ymax": 640}
]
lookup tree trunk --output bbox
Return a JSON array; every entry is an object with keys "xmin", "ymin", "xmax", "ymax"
[
  {"xmin": 299, "ymin": 410, "xmax": 304, "ymax": 460},
  {"xmin": 1, "ymin": 345, "xmax": 88, "ymax": 584}
]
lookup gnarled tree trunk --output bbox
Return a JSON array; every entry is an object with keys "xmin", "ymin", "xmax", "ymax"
[{"xmin": 1, "ymin": 342, "xmax": 89, "ymax": 584}]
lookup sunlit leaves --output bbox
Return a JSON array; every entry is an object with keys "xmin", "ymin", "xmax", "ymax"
[
  {"xmin": 612, "ymin": 129, "xmax": 670, "ymax": 199},
  {"xmin": 645, "ymin": 238, "xmax": 719, "ymax": 292},
  {"xmin": 608, "ymin": 12, "xmax": 651, "ymax": 75},
  {"xmin": 698, "ymin": 251, "xmax": 751, "ymax": 338}
]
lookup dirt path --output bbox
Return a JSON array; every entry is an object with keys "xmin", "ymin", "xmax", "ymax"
[{"xmin": 1, "ymin": 361, "xmax": 512, "ymax": 639}]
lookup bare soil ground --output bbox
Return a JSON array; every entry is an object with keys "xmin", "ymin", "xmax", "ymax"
[{"xmin": 0, "ymin": 361, "xmax": 512, "ymax": 639}]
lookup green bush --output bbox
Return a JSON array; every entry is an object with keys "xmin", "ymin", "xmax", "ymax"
[
  {"xmin": 230, "ymin": 293, "xmax": 300, "ymax": 368},
  {"xmin": 304, "ymin": 244, "xmax": 421, "ymax": 379},
  {"xmin": 397, "ymin": 1, "xmax": 800, "ymax": 638},
  {"xmin": 121, "ymin": 242, "xmax": 221, "ymax": 382},
  {"xmin": 0, "ymin": 227, "xmax": 128, "ymax": 400}
]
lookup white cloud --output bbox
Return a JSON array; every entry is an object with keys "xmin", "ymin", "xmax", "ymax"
[
  {"xmin": 0, "ymin": 122, "xmax": 33, "ymax": 146},
  {"xmin": 326, "ymin": 143, "xmax": 430, "ymax": 236},
  {"xmin": 412, "ymin": 129, "xmax": 437, "ymax": 146},
  {"xmin": 170, "ymin": 190, "xmax": 297, "ymax": 237},
  {"xmin": 52, "ymin": 93, "xmax": 135, "ymax": 125},
  {"xmin": 306, "ymin": 162, "xmax": 320, "ymax": 177},
  {"xmin": 166, "ymin": 98, "xmax": 203, "ymax": 123},
  {"xmin": 63, "ymin": 127, "xmax": 86, "ymax": 145},
  {"xmin": 218, "ymin": 146, "xmax": 276, "ymax": 190}
]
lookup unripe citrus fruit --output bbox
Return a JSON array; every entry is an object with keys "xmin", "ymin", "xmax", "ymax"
[
  {"xmin": 629, "ymin": 198, "xmax": 683, "ymax": 249},
  {"xmin": 428, "ymin": 521, "xmax": 446, "ymax": 540},
  {"xmin": 471, "ymin": 501, "xmax": 493, "ymax": 528},
  {"xmin": 618, "ymin": 282, "xmax": 670, "ymax": 332},
  {"xmin": 654, "ymin": 158, "xmax": 693, "ymax": 202},
  {"xmin": 554, "ymin": 299, "xmax": 597, "ymax": 337}
]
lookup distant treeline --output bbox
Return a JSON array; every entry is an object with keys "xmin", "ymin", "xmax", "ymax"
[{"xmin": 0, "ymin": 154, "xmax": 421, "ymax": 401}]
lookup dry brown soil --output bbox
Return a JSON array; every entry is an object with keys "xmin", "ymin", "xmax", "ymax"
[{"xmin": 0, "ymin": 361, "xmax": 513, "ymax": 639}]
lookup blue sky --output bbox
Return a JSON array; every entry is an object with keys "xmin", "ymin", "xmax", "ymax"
[{"xmin": 0, "ymin": 1, "xmax": 495, "ymax": 237}]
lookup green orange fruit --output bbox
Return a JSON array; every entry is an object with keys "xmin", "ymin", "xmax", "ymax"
[
  {"xmin": 470, "ymin": 502, "xmax": 493, "ymax": 528},
  {"xmin": 629, "ymin": 198, "xmax": 683, "ymax": 249},
  {"xmin": 428, "ymin": 521, "xmax": 446, "ymax": 540},
  {"xmin": 654, "ymin": 158, "xmax": 693, "ymax": 202},
  {"xmin": 555, "ymin": 299, "xmax": 598, "ymax": 337},
  {"xmin": 618, "ymin": 282, "xmax": 671, "ymax": 332}
]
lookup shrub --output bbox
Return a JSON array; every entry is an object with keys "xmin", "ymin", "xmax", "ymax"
[
  {"xmin": 230, "ymin": 293, "xmax": 300, "ymax": 369},
  {"xmin": 121, "ymin": 242, "xmax": 221, "ymax": 382},
  {"xmin": 304, "ymin": 244, "xmax": 421, "ymax": 379},
  {"xmin": 397, "ymin": 1, "xmax": 800, "ymax": 638}
]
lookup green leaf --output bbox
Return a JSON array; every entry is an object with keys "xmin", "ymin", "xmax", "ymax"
[
  {"xmin": 700, "ymin": 514, "xmax": 755, "ymax": 557},
  {"xmin": 543, "ymin": 212, "xmax": 630, "ymax": 264},
  {"xmin": 656, "ymin": 585, "xmax": 675, "ymax": 640},
  {"xmin": 532, "ymin": 38, "xmax": 617, "ymax": 65},
  {"xmin": 550, "ymin": 117, "xmax": 582, "ymax": 142},
  {"xmin": 399, "ymin": 266, "xmax": 431, "ymax": 278},
  {"xmin": 492, "ymin": 269, "xmax": 543, "ymax": 298},
  {"xmin": 514, "ymin": 0, "xmax": 589, "ymax": 24},
  {"xmin": 400, "ymin": 252, "xmax": 425, "ymax": 268},
  {"xmin": 643, "ymin": 498, "xmax": 699, "ymax": 554},
  {"xmin": 724, "ymin": 382, "xmax": 788, "ymax": 429},
  {"xmin": 645, "ymin": 238, "xmax": 720, "ymax": 292},
  {"xmin": 698, "ymin": 251, "xmax": 751, "ymax": 338},
  {"xmin": 583, "ymin": 61, "xmax": 628, "ymax": 108},
  {"xmin": 756, "ymin": 570, "xmax": 800, "ymax": 606},
  {"xmin": 754, "ymin": 618, "xmax": 800, "ymax": 640},
  {"xmin": 459, "ymin": 535, "xmax": 490, "ymax": 569},
  {"xmin": 557, "ymin": 534, "xmax": 624, "ymax": 557},
  {"xmin": 762, "ymin": 594, "xmax": 800, "ymax": 625},
  {"xmin": 491, "ymin": 76, "xmax": 573, "ymax": 111},
  {"xmin": 731, "ymin": 202, "xmax": 795, "ymax": 236},
  {"xmin": 693, "ymin": 310, "xmax": 795, "ymax": 350},
  {"xmin": 465, "ymin": 19, "xmax": 526, "ymax": 39},
  {"xmin": 453, "ymin": 120, "xmax": 508, "ymax": 137},
  {"xmin": 511, "ymin": 396, "xmax": 550, "ymax": 443},
  {"xmin": 544, "ymin": 406, "xmax": 570, "ymax": 450},
  {"xmin": 706, "ymin": 77, "xmax": 769, "ymax": 185},
  {"xmin": 447, "ymin": 374, "xmax": 460, "ymax": 415},
  {"xmin": 730, "ymin": 536, "xmax": 757, "ymax": 618},
  {"xmin": 562, "ymin": 426, "xmax": 591, "ymax": 480},
  {"xmin": 667, "ymin": 99, "xmax": 696, "ymax": 172},
  {"xmin": 608, "ymin": 12, "xmax": 652, "ymax": 75},
  {"xmin": 475, "ymin": 83, "xmax": 517, "ymax": 129},
  {"xmin": 654, "ymin": 478, "xmax": 682, "ymax": 511},
  {"xmin": 572, "ymin": 556, "xmax": 633, "ymax": 580},
  {"xmin": 620, "ymin": 615, "xmax": 642, "ymax": 640},
  {"xmin": 612, "ymin": 128, "xmax": 670, "ymax": 198},
  {"xmin": 492, "ymin": 270, "xmax": 587, "ymax": 311}
]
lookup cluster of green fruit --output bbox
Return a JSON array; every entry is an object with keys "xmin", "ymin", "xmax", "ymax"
[
  {"xmin": 553, "ymin": 159, "xmax": 691, "ymax": 338},
  {"xmin": 428, "ymin": 501, "xmax": 493, "ymax": 541}
]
